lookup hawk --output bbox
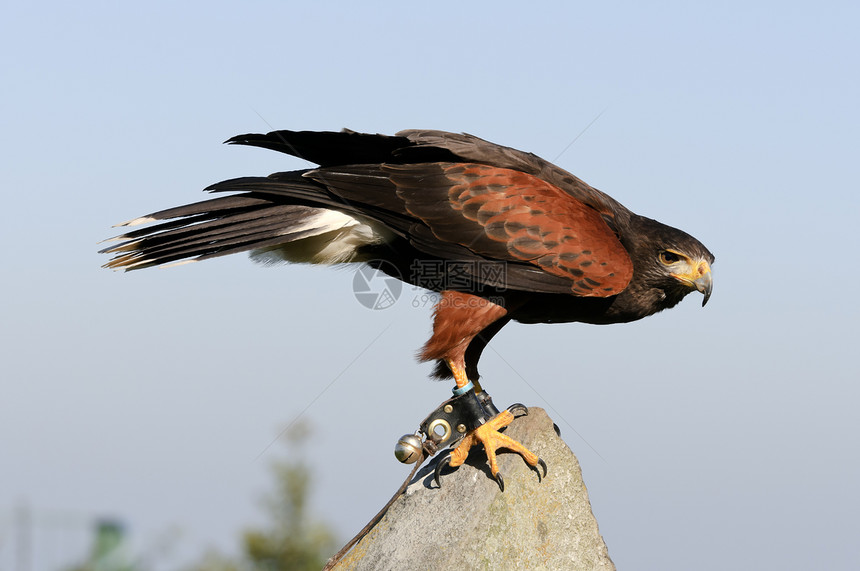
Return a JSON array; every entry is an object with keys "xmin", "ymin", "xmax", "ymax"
[{"xmin": 103, "ymin": 129, "xmax": 714, "ymax": 485}]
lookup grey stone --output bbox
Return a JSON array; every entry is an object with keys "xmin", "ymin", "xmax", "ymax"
[{"xmin": 333, "ymin": 408, "xmax": 615, "ymax": 570}]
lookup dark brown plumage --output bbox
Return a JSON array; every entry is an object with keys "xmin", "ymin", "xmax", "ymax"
[{"xmin": 102, "ymin": 129, "xmax": 714, "ymax": 383}]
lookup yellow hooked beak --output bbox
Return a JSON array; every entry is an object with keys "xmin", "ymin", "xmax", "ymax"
[{"xmin": 673, "ymin": 259, "xmax": 713, "ymax": 306}]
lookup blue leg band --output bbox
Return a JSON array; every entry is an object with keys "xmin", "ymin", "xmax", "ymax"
[{"xmin": 452, "ymin": 381, "xmax": 474, "ymax": 396}]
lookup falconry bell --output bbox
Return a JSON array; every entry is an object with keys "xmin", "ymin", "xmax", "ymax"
[{"xmin": 394, "ymin": 434, "xmax": 423, "ymax": 464}]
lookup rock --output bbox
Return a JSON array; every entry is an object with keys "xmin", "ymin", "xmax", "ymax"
[{"xmin": 332, "ymin": 408, "xmax": 615, "ymax": 570}]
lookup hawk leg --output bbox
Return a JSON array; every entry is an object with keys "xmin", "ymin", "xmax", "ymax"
[{"xmin": 436, "ymin": 359, "xmax": 547, "ymax": 491}]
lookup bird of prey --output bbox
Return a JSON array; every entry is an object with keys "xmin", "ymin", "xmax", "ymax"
[{"xmin": 102, "ymin": 129, "xmax": 714, "ymax": 485}]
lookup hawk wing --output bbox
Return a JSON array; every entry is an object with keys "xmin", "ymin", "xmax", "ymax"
[
  {"xmin": 310, "ymin": 162, "xmax": 634, "ymax": 297},
  {"xmin": 104, "ymin": 129, "xmax": 634, "ymax": 297}
]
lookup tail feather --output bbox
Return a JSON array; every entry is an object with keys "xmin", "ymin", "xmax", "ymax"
[
  {"xmin": 116, "ymin": 194, "xmax": 274, "ymax": 228},
  {"xmin": 108, "ymin": 205, "xmax": 310, "ymax": 251},
  {"xmin": 102, "ymin": 196, "xmax": 372, "ymax": 270},
  {"xmin": 104, "ymin": 201, "xmax": 282, "ymax": 247},
  {"xmin": 103, "ymin": 207, "xmax": 319, "ymax": 269}
]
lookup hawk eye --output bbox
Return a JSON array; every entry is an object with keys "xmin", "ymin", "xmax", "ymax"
[{"xmin": 659, "ymin": 250, "xmax": 681, "ymax": 265}]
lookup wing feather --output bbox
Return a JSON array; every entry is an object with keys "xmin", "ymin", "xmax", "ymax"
[{"xmin": 387, "ymin": 163, "xmax": 633, "ymax": 297}]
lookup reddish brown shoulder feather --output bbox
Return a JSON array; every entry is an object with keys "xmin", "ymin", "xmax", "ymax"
[{"xmin": 392, "ymin": 163, "xmax": 634, "ymax": 297}]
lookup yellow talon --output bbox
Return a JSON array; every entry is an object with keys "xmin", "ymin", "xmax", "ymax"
[{"xmin": 448, "ymin": 410, "xmax": 541, "ymax": 476}]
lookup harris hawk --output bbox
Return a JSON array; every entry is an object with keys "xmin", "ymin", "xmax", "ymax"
[{"xmin": 102, "ymin": 129, "xmax": 714, "ymax": 485}]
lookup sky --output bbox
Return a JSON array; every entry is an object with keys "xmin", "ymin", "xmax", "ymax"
[{"xmin": 2, "ymin": 1, "xmax": 858, "ymax": 569}]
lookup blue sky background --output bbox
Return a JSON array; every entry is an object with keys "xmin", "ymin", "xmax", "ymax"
[{"xmin": 2, "ymin": 1, "xmax": 858, "ymax": 569}]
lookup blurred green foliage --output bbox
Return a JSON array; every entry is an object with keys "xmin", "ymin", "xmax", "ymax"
[
  {"xmin": 64, "ymin": 422, "xmax": 337, "ymax": 571},
  {"xmin": 188, "ymin": 421, "xmax": 339, "ymax": 571},
  {"xmin": 66, "ymin": 519, "xmax": 137, "ymax": 571}
]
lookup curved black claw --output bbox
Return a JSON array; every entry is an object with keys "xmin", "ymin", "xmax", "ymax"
[
  {"xmin": 493, "ymin": 470, "xmax": 505, "ymax": 492},
  {"xmin": 507, "ymin": 403, "xmax": 529, "ymax": 417},
  {"xmin": 531, "ymin": 458, "xmax": 548, "ymax": 482},
  {"xmin": 433, "ymin": 451, "xmax": 453, "ymax": 488}
]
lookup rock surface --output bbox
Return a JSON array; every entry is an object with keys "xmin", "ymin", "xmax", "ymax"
[{"xmin": 333, "ymin": 408, "xmax": 615, "ymax": 570}]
